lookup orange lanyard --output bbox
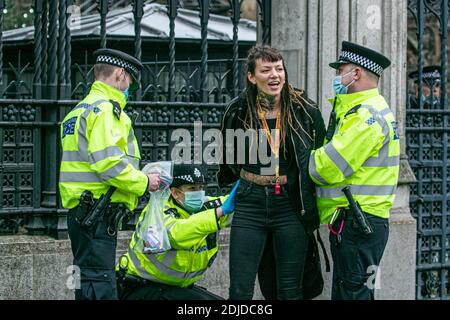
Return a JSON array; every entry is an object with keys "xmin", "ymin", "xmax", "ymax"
[{"xmin": 257, "ymin": 97, "xmax": 282, "ymax": 194}]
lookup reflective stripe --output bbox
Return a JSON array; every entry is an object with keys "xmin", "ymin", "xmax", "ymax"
[
  {"xmin": 317, "ymin": 184, "xmax": 396, "ymax": 198},
  {"xmin": 309, "ymin": 154, "xmax": 328, "ymax": 185},
  {"xmin": 162, "ymin": 250, "xmax": 177, "ymax": 266},
  {"xmin": 78, "ymin": 110, "xmax": 90, "ymax": 162},
  {"xmin": 360, "ymin": 105, "xmax": 398, "ymax": 168},
  {"xmin": 59, "ymin": 171, "xmax": 101, "ymax": 183},
  {"xmin": 128, "ymin": 249, "xmax": 161, "ymax": 283},
  {"xmin": 89, "ymin": 146, "xmax": 123, "ymax": 165},
  {"xmin": 324, "ymin": 143, "xmax": 354, "ymax": 177},
  {"xmin": 76, "ymin": 100, "xmax": 108, "ymax": 162},
  {"xmin": 127, "ymin": 128, "xmax": 136, "ymax": 157},
  {"xmin": 128, "ymin": 157, "xmax": 140, "ymax": 170},
  {"xmin": 167, "ymin": 222, "xmax": 176, "ymax": 232},
  {"xmin": 128, "ymin": 247, "xmax": 207, "ymax": 280},
  {"xmin": 98, "ymin": 159, "xmax": 129, "ymax": 181},
  {"xmin": 364, "ymin": 153, "xmax": 400, "ymax": 167},
  {"xmin": 62, "ymin": 151, "xmax": 84, "ymax": 162},
  {"xmin": 378, "ymin": 107, "xmax": 393, "ymax": 117}
]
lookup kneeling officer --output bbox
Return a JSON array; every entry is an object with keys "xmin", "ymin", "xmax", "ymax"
[{"xmin": 117, "ymin": 164, "xmax": 239, "ymax": 300}]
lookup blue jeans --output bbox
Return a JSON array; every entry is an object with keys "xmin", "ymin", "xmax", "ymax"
[{"xmin": 229, "ymin": 178, "xmax": 308, "ymax": 300}]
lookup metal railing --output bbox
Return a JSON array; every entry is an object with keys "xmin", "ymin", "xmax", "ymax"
[
  {"xmin": 406, "ymin": 0, "xmax": 450, "ymax": 300},
  {"xmin": 0, "ymin": 0, "xmax": 272, "ymax": 237}
]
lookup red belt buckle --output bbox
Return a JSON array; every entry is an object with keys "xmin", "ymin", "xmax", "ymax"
[
  {"xmin": 274, "ymin": 183, "xmax": 281, "ymax": 195},
  {"xmin": 274, "ymin": 177, "xmax": 281, "ymax": 195}
]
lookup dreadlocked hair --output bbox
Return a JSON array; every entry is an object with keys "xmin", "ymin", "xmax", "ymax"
[{"xmin": 243, "ymin": 44, "xmax": 316, "ymax": 152}]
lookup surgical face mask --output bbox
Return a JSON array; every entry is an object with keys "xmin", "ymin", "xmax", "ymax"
[
  {"xmin": 122, "ymin": 87, "xmax": 129, "ymax": 101},
  {"xmin": 182, "ymin": 190, "xmax": 206, "ymax": 213},
  {"xmin": 333, "ymin": 69, "xmax": 356, "ymax": 95}
]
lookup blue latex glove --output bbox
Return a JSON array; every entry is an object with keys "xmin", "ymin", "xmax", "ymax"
[{"xmin": 220, "ymin": 180, "xmax": 240, "ymax": 215}]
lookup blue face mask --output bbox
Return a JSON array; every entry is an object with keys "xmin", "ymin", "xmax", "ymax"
[
  {"xmin": 122, "ymin": 87, "xmax": 129, "ymax": 101},
  {"xmin": 332, "ymin": 70, "xmax": 355, "ymax": 95},
  {"xmin": 182, "ymin": 190, "xmax": 206, "ymax": 213}
]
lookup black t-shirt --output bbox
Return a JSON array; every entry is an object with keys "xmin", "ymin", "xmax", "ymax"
[{"xmin": 242, "ymin": 118, "xmax": 291, "ymax": 176}]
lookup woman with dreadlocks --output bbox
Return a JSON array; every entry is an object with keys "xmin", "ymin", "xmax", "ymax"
[{"xmin": 217, "ymin": 44, "xmax": 326, "ymax": 300}]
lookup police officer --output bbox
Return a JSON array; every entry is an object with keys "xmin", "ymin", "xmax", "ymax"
[
  {"xmin": 116, "ymin": 164, "xmax": 240, "ymax": 300},
  {"xmin": 309, "ymin": 41, "xmax": 400, "ymax": 300},
  {"xmin": 408, "ymin": 65, "xmax": 442, "ymax": 109},
  {"xmin": 59, "ymin": 48, "xmax": 161, "ymax": 300}
]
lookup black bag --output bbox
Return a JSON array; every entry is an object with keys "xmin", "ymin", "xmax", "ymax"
[{"xmin": 302, "ymin": 231, "xmax": 326, "ymax": 300}]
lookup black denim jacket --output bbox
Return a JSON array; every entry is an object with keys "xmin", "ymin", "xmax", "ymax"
[{"xmin": 217, "ymin": 88, "xmax": 326, "ymax": 234}]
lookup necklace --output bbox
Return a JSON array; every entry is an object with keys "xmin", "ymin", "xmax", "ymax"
[{"xmin": 257, "ymin": 96, "xmax": 281, "ymax": 195}]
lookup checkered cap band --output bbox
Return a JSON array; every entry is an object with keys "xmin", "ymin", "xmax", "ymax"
[
  {"xmin": 96, "ymin": 55, "xmax": 139, "ymax": 75},
  {"xmin": 340, "ymin": 51, "xmax": 384, "ymax": 76},
  {"xmin": 173, "ymin": 175, "xmax": 194, "ymax": 183}
]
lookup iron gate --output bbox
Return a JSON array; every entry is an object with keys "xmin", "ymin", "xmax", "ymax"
[
  {"xmin": 406, "ymin": 0, "xmax": 450, "ymax": 300},
  {"xmin": 0, "ymin": 0, "xmax": 271, "ymax": 238}
]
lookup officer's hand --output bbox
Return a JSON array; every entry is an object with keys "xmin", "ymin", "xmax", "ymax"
[
  {"xmin": 220, "ymin": 180, "xmax": 240, "ymax": 216},
  {"xmin": 147, "ymin": 173, "xmax": 160, "ymax": 192}
]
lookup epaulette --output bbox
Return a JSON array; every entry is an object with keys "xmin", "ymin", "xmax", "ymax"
[
  {"xmin": 344, "ymin": 104, "xmax": 362, "ymax": 118},
  {"xmin": 164, "ymin": 207, "xmax": 180, "ymax": 218},
  {"xmin": 110, "ymin": 100, "xmax": 121, "ymax": 120}
]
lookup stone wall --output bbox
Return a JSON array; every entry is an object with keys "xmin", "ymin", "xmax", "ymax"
[
  {"xmin": 0, "ymin": 224, "xmax": 414, "ymax": 300},
  {"xmin": 0, "ymin": 230, "xmax": 263, "ymax": 300}
]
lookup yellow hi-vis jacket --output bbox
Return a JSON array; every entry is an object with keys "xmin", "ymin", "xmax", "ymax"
[
  {"xmin": 59, "ymin": 81, "xmax": 148, "ymax": 211},
  {"xmin": 309, "ymin": 88, "xmax": 400, "ymax": 224},
  {"xmin": 118, "ymin": 195, "xmax": 230, "ymax": 288}
]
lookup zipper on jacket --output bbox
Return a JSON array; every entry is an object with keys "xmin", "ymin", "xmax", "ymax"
[
  {"xmin": 313, "ymin": 129, "xmax": 316, "ymax": 149},
  {"xmin": 291, "ymin": 134, "xmax": 306, "ymax": 216}
]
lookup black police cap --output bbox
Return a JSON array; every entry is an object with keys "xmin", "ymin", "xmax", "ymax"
[
  {"xmin": 329, "ymin": 41, "xmax": 391, "ymax": 77},
  {"xmin": 171, "ymin": 164, "xmax": 206, "ymax": 188},
  {"xmin": 93, "ymin": 48, "xmax": 143, "ymax": 91},
  {"xmin": 408, "ymin": 65, "xmax": 442, "ymax": 83}
]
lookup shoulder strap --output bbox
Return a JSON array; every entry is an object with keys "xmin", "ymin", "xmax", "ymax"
[
  {"xmin": 344, "ymin": 104, "xmax": 362, "ymax": 118},
  {"xmin": 74, "ymin": 99, "xmax": 109, "ymax": 111},
  {"xmin": 316, "ymin": 230, "xmax": 331, "ymax": 272},
  {"xmin": 110, "ymin": 100, "xmax": 121, "ymax": 120},
  {"xmin": 164, "ymin": 207, "xmax": 180, "ymax": 218}
]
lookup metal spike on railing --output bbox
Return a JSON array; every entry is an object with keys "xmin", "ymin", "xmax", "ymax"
[
  {"xmin": 199, "ymin": 0, "xmax": 209, "ymax": 102},
  {"xmin": 168, "ymin": 0, "xmax": 178, "ymax": 102},
  {"xmin": 231, "ymin": 0, "xmax": 240, "ymax": 98},
  {"xmin": 133, "ymin": 0, "xmax": 144, "ymax": 101},
  {"xmin": 97, "ymin": 0, "xmax": 110, "ymax": 48}
]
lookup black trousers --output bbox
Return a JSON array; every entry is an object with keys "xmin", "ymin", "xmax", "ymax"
[
  {"xmin": 118, "ymin": 276, "xmax": 224, "ymax": 300},
  {"xmin": 229, "ymin": 179, "xmax": 308, "ymax": 300},
  {"xmin": 329, "ymin": 213, "xmax": 389, "ymax": 300},
  {"xmin": 67, "ymin": 208, "xmax": 118, "ymax": 300}
]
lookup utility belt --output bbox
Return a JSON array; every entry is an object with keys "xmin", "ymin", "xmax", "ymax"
[
  {"xmin": 122, "ymin": 273, "xmax": 155, "ymax": 286},
  {"xmin": 70, "ymin": 187, "xmax": 129, "ymax": 236},
  {"xmin": 240, "ymin": 169, "xmax": 287, "ymax": 186}
]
